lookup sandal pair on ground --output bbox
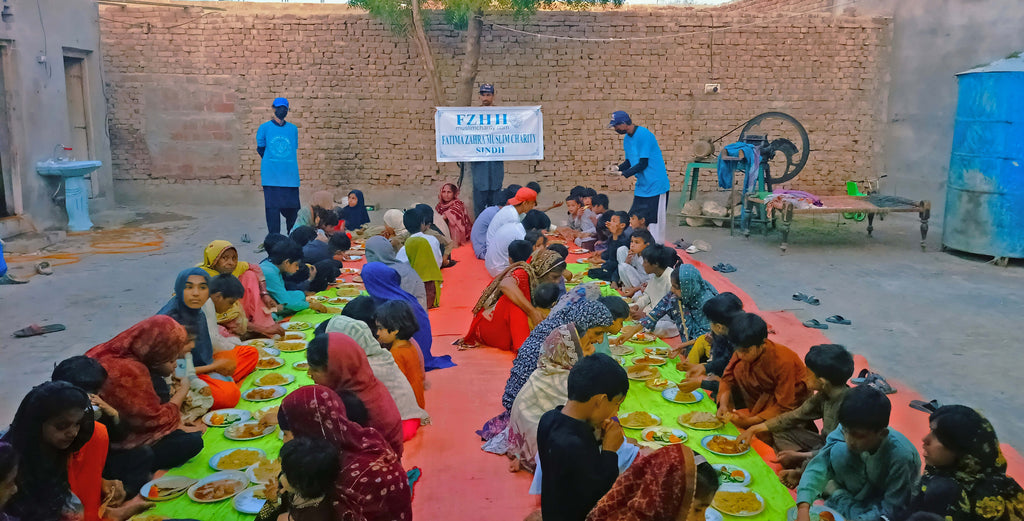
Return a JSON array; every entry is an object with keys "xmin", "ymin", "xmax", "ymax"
[
  {"xmin": 803, "ymin": 315, "xmax": 852, "ymax": 329},
  {"xmin": 712, "ymin": 263, "xmax": 737, "ymax": 273}
]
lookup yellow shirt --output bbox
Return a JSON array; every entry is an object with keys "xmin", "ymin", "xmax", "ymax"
[{"xmin": 688, "ymin": 334, "xmax": 713, "ymax": 364}]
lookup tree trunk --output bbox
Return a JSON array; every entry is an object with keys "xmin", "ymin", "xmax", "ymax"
[
  {"xmin": 456, "ymin": 8, "xmax": 484, "ymax": 107},
  {"xmin": 455, "ymin": 7, "xmax": 484, "ymax": 207},
  {"xmin": 410, "ymin": 0, "xmax": 443, "ymax": 107}
]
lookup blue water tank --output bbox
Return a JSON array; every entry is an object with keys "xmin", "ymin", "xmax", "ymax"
[{"xmin": 943, "ymin": 55, "xmax": 1024, "ymax": 259}]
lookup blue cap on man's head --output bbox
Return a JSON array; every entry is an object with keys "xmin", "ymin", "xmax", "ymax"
[
  {"xmin": 479, "ymin": 84, "xmax": 495, "ymax": 94},
  {"xmin": 272, "ymin": 97, "xmax": 289, "ymax": 108},
  {"xmin": 608, "ymin": 110, "xmax": 631, "ymax": 127}
]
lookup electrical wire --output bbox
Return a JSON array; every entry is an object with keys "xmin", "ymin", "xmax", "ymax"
[
  {"xmin": 98, "ymin": 10, "xmax": 214, "ymax": 30},
  {"xmin": 479, "ymin": 0, "xmax": 860, "ymax": 42}
]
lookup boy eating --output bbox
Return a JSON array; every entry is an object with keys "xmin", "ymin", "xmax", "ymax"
[
  {"xmin": 739, "ymin": 343, "xmax": 854, "ymax": 487},
  {"xmin": 794, "ymin": 385, "xmax": 920, "ymax": 521},
  {"xmin": 615, "ymin": 229, "xmax": 654, "ymax": 289},
  {"xmin": 586, "ymin": 211, "xmax": 631, "ymax": 282},
  {"xmin": 678, "ymin": 292, "xmax": 744, "ymax": 396},
  {"xmin": 716, "ymin": 313, "xmax": 809, "ymax": 429},
  {"xmin": 260, "ymin": 241, "xmax": 335, "ymax": 315},
  {"xmin": 537, "ymin": 353, "xmax": 629, "ymax": 521}
]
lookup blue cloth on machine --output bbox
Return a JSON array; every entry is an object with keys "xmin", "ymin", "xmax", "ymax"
[{"xmin": 716, "ymin": 142, "xmax": 761, "ymax": 193}]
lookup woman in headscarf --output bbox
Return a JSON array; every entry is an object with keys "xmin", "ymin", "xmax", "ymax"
[
  {"xmin": 436, "ymin": 183, "xmax": 473, "ymax": 246},
  {"xmin": 380, "ymin": 209, "xmax": 409, "ymax": 247},
  {"xmin": 305, "ymin": 333, "xmax": 405, "ymax": 457},
  {"xmin": 364, "ymin": 235, "xmax": 427, "ymax": 310},
  {"xmin": 404, "ymin": 236, "xmax": 443, "ymax": 308},
  {"xmin": 321, "ymin": 314, "xmax": 430, "ymax": 439},
  {"xmin": 2, "ymin": 382, "xmax": 98, "ymax": 521},
  {"xmin": 614, "ymin": 264, "xmax": 719, "ymax": 347},
  {"xmin": 198, "ymin": 239, "xmax": 284, "ymax": 338},
  {"xmin": 901, "ymin": 405, "xmax": 1024, "ymax": 521},
  {"xmin": 586, "ymin": 445, "xmax": 721, "ymax": 521},
  {"xmin": 158, "ymin": 267, "xmax": 258, "ymax": 409},
  {"xmin": 278, "ymin": 385, "xmax": 412, "ymax": 521},
  {"xmin": 338, "ymin": 189, "xmax": 371, "ymax": 231},
  {"xmin": 290, "ymin": 190, "xmax": 336, "ymax": 233},
  {"xmin": 477, "ymin": 298, "xmax": 619, "ymax": 441},
  {"xmin": 361, "ymin": 262, "xmax": 455, "ymax": 371},
  {"xmin": 461, "ymin": 249, "xmax": 566, "ymax": 351},
  {"xmin": 85, "ymin": 317, "xmax": 204, "ymax": 488}
]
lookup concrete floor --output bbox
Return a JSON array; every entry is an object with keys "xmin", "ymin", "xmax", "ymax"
[{"xmin": 1, "ymin": 187, "xmax": 1022, "ymax": 452}]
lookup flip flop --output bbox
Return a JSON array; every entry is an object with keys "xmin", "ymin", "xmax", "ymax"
[
  {"xmin": 712, "ymin": 263, "xmax": 724, "ymax": 272},
  {"xmin": 825, "ymin": 315, "xmax": 851, "ymax": 325},
  {"xmin": 240, "ymin": 233, "xmax": 252, "ymax": 244},
  {"xmin": 850, "ymin": 368, "xmax": 870, "ymax": 385},
  {"xmin": 866, "ymin": 374, "xmax": 896, "ymax": 394},
  {"xmin": 718, "ymin": 264, "xmax": 737, "ymax": 273},
  {"xmin": 0, "ymin": 274, "xmax": 28, "ymax": 285},
  {"xmin": 802, "ymin": 319, "xmax": 828, "ymax": 329},
  {"xmin": 792, "ymin": 293, "xmax": 821, "ymax": 306},
  {"xmin": 909, "ymin": 399, "xmax": 943, "ymax": 413},
  {"xmin": 13, "ymin": 323, "xmax": 66, "ymax": 338}
]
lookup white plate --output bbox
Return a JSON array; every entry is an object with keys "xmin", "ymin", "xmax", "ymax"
[
  {"xmin": 209, "ymin": 448, "xmax": 266, "ymax": 471},
  {"xmin": 632, "ymin": 355, "xmax": 667, "ymax": 366},
  {"xmin": 339, "ymin": 268, "xmax": 359, "ymax": 275},
  {"xmin": 639, "ymin": 426, "xmax": 688, "ymax": 445},
  {"xmin": 711, "ymin": 485, "xmax": 765, "ymax": 517},
  {"xmin": 786, "ymin": 505, "xmax": 846, "ymax": 521},
  {"xmin": 700, "ymin": 434, "xmax": 751, "ymax": 457},
  {"xmin": 643, "ymin": 345, "xmax": 670, "ymax": 356},
  {"xmin": 233, "ymin": 487, "xmax": 268, "ymax": 514},
  {"xmin": 242, "ymin": 385, "xmax": 287, "ymax": 402},
  {"xmin": 275, "ymin": 340, "xmax": 308, "ymax": 353},
  {"xmin": 618, "ymin": 412, "xmax": 661, "ymax": 430},
  {"xmin": 292, "ymin": 360, "xmax": 310, "ymax": 370},
  {"xmin": 280, "ymin": 321, "xmax": 312, "ymax": 331},
  {"xmin": 609, "ymin": 344, "xmax": 634, "ymax": 356},
  {"xmin": 569, "ymin": 248, "xmax": 589, "ymax": 254},
  {"xmin": 256, "ymin": 356, "xmax": 284, "ymax": 370},
  {"xmin": 140, "ymin": 475, "xmax": 197, "ymax": 501},
  {"xmin": 712, "ymin": 464, "xmax": 752, "ymax": 487},
  {"xmin": 246, "ymin": 458, "xmax": 280, "ymax": 485},
  {"xmin": 706, "ymin": 508, "xmax": 724, "ymax": 521},
  {"xmin": 344, "ymin": 255, "xmax": 363, "ymax": 261},
  {"xmin": 254, "ymin": 372, "xmax": 296, "ymax": 387},
  {"xmin": 661, "ymin": 387, "xmax": 705, "ymax": 404},
  {"xmin": 248, "ymin": 339, "xmax": 274, "ymax": 349},
  {"xmin": 256, "ymin": 347, "xmax": 281, "ymax": 357},
  {"xmin": 327, "ymin": 296, "xmax": 354, "ymax": 305},
  {"xmin": 186, "ymin": 470, "xmax": 248, "ymax": 503},
  {"xmin": 678, "ymin": 411, "xmax": 725, "ymax": 431},
  {"xmin": 202, "ymin": 408, "xmax": 251, "ymax": 428},
  {"xmin": 224, "ymin": 421, "xmax": 278, "ymax": 441}
]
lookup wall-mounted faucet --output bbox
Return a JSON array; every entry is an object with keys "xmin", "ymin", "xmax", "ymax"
[{"xmin": 52, "ymin": 144, "xmax": 73, "ymax": 162}]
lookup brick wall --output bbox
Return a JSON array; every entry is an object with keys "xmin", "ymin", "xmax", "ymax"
[{"xmin": 99, "ymin": 1, "xmax": 891, "ymax": 196}]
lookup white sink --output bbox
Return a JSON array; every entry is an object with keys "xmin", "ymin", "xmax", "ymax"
[{"xmin": 36, "ymin": 160, "xmax": 102, "ymax": 178}]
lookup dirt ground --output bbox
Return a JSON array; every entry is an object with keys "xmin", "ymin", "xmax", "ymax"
[{"xmin": 1, "ymin": 188, "xmax": 1022, "ymax": 451}]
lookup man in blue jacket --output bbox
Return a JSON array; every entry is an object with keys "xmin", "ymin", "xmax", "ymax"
[
  {"xmin": 257, "ymin": 97, "xmax": 301, "ymax": 234},
  {"xmin": 610, "ymin": 110, "xmax": 670, "ymax": 244}
]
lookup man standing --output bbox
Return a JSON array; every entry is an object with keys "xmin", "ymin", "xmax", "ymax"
[
  {"xmin": 468, "ymin": 84, "xmax": 504, "ymax": 217},
  {"xmin": 257, "ymin": 97, "xmax": 301, "ymax": 234},
  {"xmin": 610, "ymin": 111, "xmax": 670, "ymax": 243}
]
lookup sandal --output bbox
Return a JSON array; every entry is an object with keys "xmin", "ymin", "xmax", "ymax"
[
  {"xmin": 850, "ymin": 368, "xmax": 871, "ymax": 385},
  {"xmin": 825, "ymin": 315, "xmax": 851, "ymax": 325},
  {"xmin": 792, "ymin": 292, "xmax": 821, "ymax": 305},
  {"xmin": 0, "ymin": 273, "xmax": 28, "ymax": 285},
  {"xmin": 909, "ymin": 399, "xmax": 943, "ymax": 413},
  {"xmin": 867, "ymin": 374, "xmax": 896, "ymax": 394},
  {"xmin": 13, "ymin": 323, "xmax": 66, "ymax": 338},
  {"xmin": 35, "ymin": 261, "xmax": 53, "ymax": 276},
  {"xmin": 718, "ymin": 264, "xmax": 737, "ymax": 273},
  {"xmin": 802, "ymin": 319, "xmax": 828, "ymax": 330}
]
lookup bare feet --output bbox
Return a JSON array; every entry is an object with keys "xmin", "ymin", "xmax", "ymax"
[
  {"xmin": 105, "ymin": 496, "xmax": 154, "ymax": 521},
  {"xmin": 776, "ymin": 450, "xmax": 812, "ymax": 468},
  {"xmin": 779, "ymin": 469, "xmax": 803, "ymax": 489}
]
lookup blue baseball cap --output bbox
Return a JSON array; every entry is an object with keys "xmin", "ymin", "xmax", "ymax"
[
  {"xmin": 608, "ymin": 110, "xmax": 631, "ymax": 127},
  {"xmin": 272, "ymin": 97, "xmax": 289, "ymax": 108},
  {"xmin": 479, "ymin": 84, "xmax": 495, "ymax": 94}
]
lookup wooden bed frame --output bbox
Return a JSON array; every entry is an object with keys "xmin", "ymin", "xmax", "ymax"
[{"xmin": 742, "ymin": 194, "xmax": 932, "ymax": 253}]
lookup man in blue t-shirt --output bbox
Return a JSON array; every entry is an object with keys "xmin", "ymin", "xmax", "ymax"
[
  {"xmin": 256, "ymin": 97, "xmax": 301, "ymax": 234},
  {"xmin": 610, "ymin": 110, "xmax": 670, "ymax": 243}
]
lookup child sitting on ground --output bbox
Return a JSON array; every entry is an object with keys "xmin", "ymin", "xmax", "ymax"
[
  {"xmin": 375, "ymin": 300, "xmax": 427, "ymax": 409},
  {"xmin": 739, "ymin": 343, "xmax": 854, "ymax": 488},
  {"xmin": 628, "ymin": 209, "xmax": 648, "ymax": 233},
  {"xmin": 677, "ymin": 292, "xmax": 744, "ymax": 396},
  {"xmin": 586, "ymin": 211, "xmax": 631, "ymax": 282},
  {"xmin": 524, "ymin": 229, "xmax": 548, "ymax": 257},
  {"xmin": 259, "ymin": 241, "xmax": 336, "ymax": 316},
  {"xmin": 537, "ymin": 353, "xmax": 629, "ymax": 521},
  {"xmin": 304, "ymin": 228, "xmax": 349, "ymax": 264},
  {"xmin": 208, "ymin": 274, "xmax": 248, "ymax": 338},
  {"xmin": 717, "ymin": 313, "xmax": 810, "ymax": 429},
  {"xmin": 559, "ymin": 195, "xmax": 597, "ymax": 249},
  {"xmin": 256, "ymin": 437, "xmax": 340, "ymax": 521},
  {"xmin": 531, "ymin": 282, "xmax": 561, "ymax": 327},
  {"xmin": 615, "ymin": 229, "xmax": 654, "ymax": 290},
  {"xmin": 794, "ymin": 385, "xmax": 920, "ymax": 521}
]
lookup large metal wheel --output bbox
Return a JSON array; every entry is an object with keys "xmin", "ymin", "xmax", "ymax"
[{"xmin": 739, "ymin": 112, "xmax": 810, "ymax": 187}]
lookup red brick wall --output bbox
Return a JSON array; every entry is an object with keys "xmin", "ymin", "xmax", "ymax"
[{"xmin": 99, "ymin": 2, "xmax": 891, "ymax": 195}]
